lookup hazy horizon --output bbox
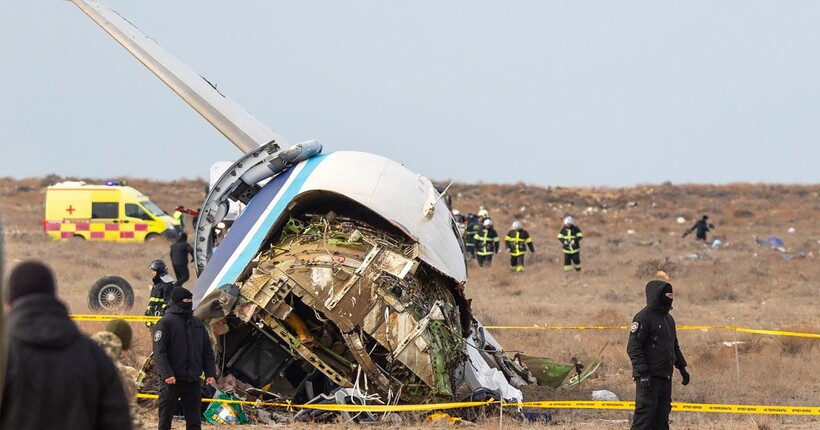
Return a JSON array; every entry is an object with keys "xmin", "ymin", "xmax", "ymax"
[{"xmin": 2, "ymin": 1, "xmax": 818, "ymax": 187}]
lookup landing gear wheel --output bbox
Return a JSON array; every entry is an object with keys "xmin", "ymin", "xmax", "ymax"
[{"xmin": 88, "ymin": 275, "xmax": 135, "ymax": 311}]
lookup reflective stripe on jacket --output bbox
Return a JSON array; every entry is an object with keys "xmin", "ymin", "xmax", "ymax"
[
  {"xmin": 474, "ymin": 228, "xmax": 499, "ymax": 256},
  {"xmin": 505, "ymin": 229, "xmax": 534, "ymax": 256},
  {"xmin": 557, "ymin": 225, "xmax": 583, "ymax": 254}
]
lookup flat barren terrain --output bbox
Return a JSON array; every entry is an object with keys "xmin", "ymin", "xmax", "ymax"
[{"xmin": 2, "ymin": 177, "xmax": 818, "ymax": 429}]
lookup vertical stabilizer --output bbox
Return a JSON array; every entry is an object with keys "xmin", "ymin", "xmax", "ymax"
[{"xmin": 68, "ymin": 0, "xmax": 288, "ymax": 152}]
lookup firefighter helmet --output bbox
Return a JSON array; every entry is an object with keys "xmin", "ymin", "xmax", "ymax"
[
  {"xmin": 478, "ymin": 209, "xmax": 490, "ymax": 218},
  {"xmin": 483, "ymin": 219, "xmax": 493, "ymax": 227},
  {"xmin": 512, "ymin": 221, "xmax": 523, "ymax": 230},
  {"xmin": 148, "ymin": 259, "xmax": 167, "ymax": 272}
]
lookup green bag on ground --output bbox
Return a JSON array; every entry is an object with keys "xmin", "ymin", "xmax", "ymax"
[{"xmin": 204, "ymin": 390, "xmax": 249, "ymax": 425}]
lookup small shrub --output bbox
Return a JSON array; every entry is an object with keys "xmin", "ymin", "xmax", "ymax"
[
  {"xmin": 780, "ymin": 336, "xmax": 815, "ymax": 356},
  {"xmin": 734, "ymin": 209, "xmax": 754, "ymax": 218}
]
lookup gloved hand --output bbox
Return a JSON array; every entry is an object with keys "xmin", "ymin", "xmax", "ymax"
[
  {"xmin": 679, "ymin": 367, "xmax": 690, "ymax": 386},
  {"xmin": 638, "ymin": 374, "xmax": 651, "ymax": 390}
]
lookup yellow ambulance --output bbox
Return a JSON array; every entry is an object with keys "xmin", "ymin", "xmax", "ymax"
[{"xmin": 43, "ymin": 181, "xmax": 180, "ymax": 242}]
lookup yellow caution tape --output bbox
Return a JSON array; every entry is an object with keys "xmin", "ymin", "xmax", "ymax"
[
  {"xmin": 732, "ymin": 327, "xmax": 820, "ymax": 339},
  {"xmin": 482, "ymin": 325, "xmax": 820, "ymax": 339},
  {"xmin": 671, "ymin": 402, "xmax": 820, "ymax": 415},
  {"xmin": 135, "ymin": 394, "xmax": 819, "ymax": 415},
  {"xmin": 136, "ymin": 393, "xmax": 493, "ymax": 412},
  {"xmin": 517, "ymin": 401, "xmax": 820, "ymax": 415},
  {"xmin": 72, "ymin": 314, "xmax": 159, "ymax": 323},
  {"xmin": 71, "ymin": 314, "xmax": 818, "ymax": 338}
]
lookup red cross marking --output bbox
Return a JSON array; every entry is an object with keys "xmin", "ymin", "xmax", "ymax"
[{"xmin": 66, "ymin": 205, "xmax": 76, "ymax": 215}]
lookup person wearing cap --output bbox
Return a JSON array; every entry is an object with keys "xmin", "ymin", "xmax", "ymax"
[
  {"xmin": 153, "ymin": 287, "xmax": 217, "ymax": 430},
  {"xmin": 92, "ymin": 319, "xmax": 145, "ymax": 430},
  {"xmin": 473, "ymin": 218, "xmax": 500, "ymax": 267},
  {"xmin": 557, "ymin": 216, "xmax": 583, "ymax": 272},
  {"xmin": 505, "ymin": 221, "xmax": 535, "ymax": 272},
  {"xmin": 627, "ymin": 280, "xmax": 690, "ymax": 430},
  {"xmin": 145, "ymin": 259, "xmax": 175, "ymax": 327},
  {"xmin": 1, "ymin": 260, "xmax": 131, "ymax": 430}
]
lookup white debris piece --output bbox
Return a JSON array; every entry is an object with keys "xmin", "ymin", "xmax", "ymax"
[{"xmin": 592, "ymin": 390, "xmax": 619, "ymax": 401}]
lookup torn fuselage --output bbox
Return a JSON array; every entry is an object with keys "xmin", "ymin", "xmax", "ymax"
[{"xmin": 192, "ymin": 151, "xmax": 475, "ymax": 403}]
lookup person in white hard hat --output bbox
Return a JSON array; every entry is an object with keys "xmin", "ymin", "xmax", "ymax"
[
  {"xmin": 505, "ymin": 221, "xmax": 535, "ymax": 272},
  {"xmin": 557, "ymin": 216, "xmax": 583, "ymax": 272},
  {"xmin": 473, "ymin": 218, "xmax": 499, "ymax": 267}
]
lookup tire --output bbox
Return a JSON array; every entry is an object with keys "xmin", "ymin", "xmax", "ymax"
[
  {"xmin": 88, "ymin": 275, "xmax": 135, "ymax": 311},
  {"xmin": 143, "ymin": 233, "xmax": 160, "ymax": 243}
]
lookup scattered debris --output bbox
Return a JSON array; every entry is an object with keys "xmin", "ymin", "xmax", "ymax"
[
  {"xmin": 592, "ymin": 390, "xmax": 619, "ymax": 401},
  {"xmin": 204, "ymin": 389, "xmax": 249, "ymax": 425},
  {"xmin": 755, "ymin": 235, "xmax": 786, "ymax": 252},
  {"xmin": 426, "ymin": 411, "xmax": 462, "ymax": 425},
  {"xmin": 135, "ymin": 212, "xmax": 603, "ymax": 424}
]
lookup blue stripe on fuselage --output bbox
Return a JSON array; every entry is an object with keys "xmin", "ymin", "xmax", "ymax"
[{"xmin": 192, "ymin": 155, "xmax": 327, "ymax": 305}]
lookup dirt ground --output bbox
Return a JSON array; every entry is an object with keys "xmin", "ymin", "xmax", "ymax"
[{"xmin": 2, "ymin": 177, "xmax": 819, "ymax": 428}]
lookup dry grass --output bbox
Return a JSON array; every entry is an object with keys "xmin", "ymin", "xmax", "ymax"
[{"xmin": 2, "ymin": 177, "xmax": 819, "ymax": 429}]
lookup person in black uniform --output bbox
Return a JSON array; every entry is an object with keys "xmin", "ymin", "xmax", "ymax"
[
  {"xmin": 2, "ymin": 261, "xmax": 131, "ymax": 430},
  {"xmin": 169, "ymin": 232, "xmax": 195, "ymax": 286},
  {"xmin": 463, "ymin": 214, "xmax": 481, "ymax": 260},
  {"xmin": 153, "ymin": 287, "xmax": 217, "ymax": 430},
  {"xmin": 682, "ymin": 215, "xmax": 714, "ymax": 242},
  {"xmin": 627, "ymin": 280, "xmax": 690, "ymax": 430},
  {"xmin": 557, "ymin": 216, "xmax": 583, "ymax": 271},
  {"xmin": 145, "ymin": 259, "xmax": 175, "ymax": 327}
]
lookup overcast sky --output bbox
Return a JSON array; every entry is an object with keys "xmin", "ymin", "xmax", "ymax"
[{"xmin": 1, "ymin": 1, "xmax": 818, "ymax": 187}]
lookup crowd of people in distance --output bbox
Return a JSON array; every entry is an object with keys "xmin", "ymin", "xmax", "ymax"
[
  {"xmin": 453, "ymin": 207, "xmax": 583, "ymax": 273},
  {"xmin": 453, "ymin": 206, "xmax": 714, "ymax": 274}
]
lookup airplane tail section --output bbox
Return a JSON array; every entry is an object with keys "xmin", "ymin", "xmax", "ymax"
[{"xmin": 68, "ymin": 0, "xmax": 288, "ymax": 153}]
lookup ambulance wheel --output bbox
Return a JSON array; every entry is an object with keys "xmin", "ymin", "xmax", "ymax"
[
  {"xmin": 88, "ymin": 275, "xmax": 135, "ymax": 311},
  {"xmin": 144, "ymin": 233, "xmax": 160, "ymax": 242}
]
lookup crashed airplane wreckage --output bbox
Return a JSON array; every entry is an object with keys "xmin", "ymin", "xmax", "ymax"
[{"xmin": 69, "ymin": 0, "xmax": 599, "ymax": 415}]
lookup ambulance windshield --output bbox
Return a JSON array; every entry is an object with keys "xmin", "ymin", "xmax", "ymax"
[{"xmin": 140, "ymin": 200, "xmax": 166, "ymax": 217}]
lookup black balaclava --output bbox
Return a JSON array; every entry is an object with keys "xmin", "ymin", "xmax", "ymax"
[
  {"xmin": 645, "ymin": 280, "xmax": 673, "ymax": 314},
  {"xmin": 659, "ymin": 283, "xmax": 674, "ymax": 308},
  {"xmin": 170, "ymin": 287, "xmax": 193, "ymax": 312}
]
